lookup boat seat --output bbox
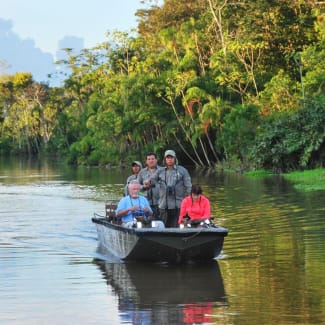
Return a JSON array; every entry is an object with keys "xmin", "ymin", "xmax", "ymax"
[{"xmin": 105, "ymin": 200, "xmax": 120, "ymax": 224}]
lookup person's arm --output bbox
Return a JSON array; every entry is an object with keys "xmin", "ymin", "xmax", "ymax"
[
  {"xmin": 180, "ymin": 167, "xmax": 192, "ymax": 194},
  {"xmin": 141, "ymin": 206, "xmax": 153, "ymax": 216},
  {"xmin": 148, "ymin": 167, "xmax": 160, "ymax": 186},
  {"xmin": 137, "ymin": 171, "xmax": 146, "ymax": 192},
  {"xmin": 178, "ymin": 197, "xmax": 189, "ymax": 224},
  {"xmin": 116, "ymin": 206, "xmax": 133, "ymax": 217},
  {"xmin": 116, "ymin": 198, "xmax": 133, "ymax": 218},
  {"xmin": 140, "ymin": 197, "xmax": 153, "ymax": 216}
]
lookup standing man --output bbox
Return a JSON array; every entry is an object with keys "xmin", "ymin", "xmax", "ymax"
[
  {"xmin": 137, "ymin": 152, "xmax": 162, "ymax": 219},
  {"xmin": 124, "ymin": 161, "xmax": 142, "ymax": 196},
  {"xmin": 151, "ymin": 149, "xmax": 192, "ymax": 227}
]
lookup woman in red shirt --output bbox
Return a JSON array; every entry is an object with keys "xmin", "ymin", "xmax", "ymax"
[{"xmin": 178, "ymin": 184, "xmax": 211, "ymax": 225}]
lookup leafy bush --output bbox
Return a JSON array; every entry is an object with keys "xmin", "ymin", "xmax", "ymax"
[{"xmin": 253, "ymin": 95, "xmax": 325, "ymax": 172}]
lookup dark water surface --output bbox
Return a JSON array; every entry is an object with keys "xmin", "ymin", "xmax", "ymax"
[{"xmin": 0, "ymin": 158, "xmax": 324, "ymax": 325}]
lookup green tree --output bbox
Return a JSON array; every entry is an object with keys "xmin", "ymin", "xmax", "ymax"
[{"xmin": 217, "ymin": 104, "xmax": 261, "ymax": 165}]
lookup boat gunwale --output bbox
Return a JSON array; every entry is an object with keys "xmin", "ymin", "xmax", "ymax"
[{"xmin": 92, "ymin": 216, "xmax": 228, "ymax": 237}]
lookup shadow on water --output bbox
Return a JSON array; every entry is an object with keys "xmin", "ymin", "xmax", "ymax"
[{"xmin": 94, "ymin": 259, "xmax": 227, "ymax": 325}]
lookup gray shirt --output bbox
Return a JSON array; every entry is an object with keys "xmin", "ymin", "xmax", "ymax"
[
  {"xmin": 137, "ymin": 166, "xmax": 162, "ymax": 206},
  {"xmin": 151, "ymin": 165, "xmax": 192, "ymax": 209}
]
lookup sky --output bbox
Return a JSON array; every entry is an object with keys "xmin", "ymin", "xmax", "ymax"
[{"xmin": 0, "ymin": 0, "xmax": 156, "ymax": 85}]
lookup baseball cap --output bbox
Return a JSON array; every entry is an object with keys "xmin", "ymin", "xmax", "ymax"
[
  {"xmin": 132, "ymin": 161, "xmax": 142, "ymax": 168},
  {"xmin": 164, "ymin": 150, "xmax": 176, "ymax": 158}
]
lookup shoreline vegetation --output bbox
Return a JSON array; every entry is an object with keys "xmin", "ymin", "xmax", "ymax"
[
  {"xmin": 0, "ymin": 1, "xmax": 324, "ymax": 172},
  {"xmin": 282, "ymin": 168, "xmax": 325, "ymax": 191},
  {"xmin": 245, "ymin": 168, "xmax": 325, "ymax": 191},
  {"xmin": 2, "ymin": 153, "xmax": 323, "ymax": 192}
]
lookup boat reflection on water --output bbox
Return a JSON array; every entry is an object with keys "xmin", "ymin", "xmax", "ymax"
[{"xmin": 95, "ymin": 260, "xmax": 227, "ymax": 325}]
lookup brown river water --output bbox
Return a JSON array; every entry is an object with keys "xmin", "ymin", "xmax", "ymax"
[{"xmin": 0, "ymin": 158, "xmax": 324, "ymax": 325}]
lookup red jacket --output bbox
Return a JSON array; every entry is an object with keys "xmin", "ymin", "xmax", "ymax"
[{"xmin": 178, "ymin": 194, "xmax": 211, "ymax": 224}]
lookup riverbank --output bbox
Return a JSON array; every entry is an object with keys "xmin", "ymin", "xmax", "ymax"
[
  {"xmin": 282, "ymin": 168, "xmax": 325, "ymax": 191},
  {"xmin": 245, "ymin": 168, "xmax": 325, "ymax": 191}
]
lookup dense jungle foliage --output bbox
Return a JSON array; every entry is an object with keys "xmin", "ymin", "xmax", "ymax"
[{"xmin": 0, "ymin": 0, "xmax": 324, "ymax": 172}]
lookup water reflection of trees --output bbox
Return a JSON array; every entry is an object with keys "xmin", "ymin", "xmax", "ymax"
[{"xmin": 94, "ymin": 260, "xmax": 228, "ymax": 325}]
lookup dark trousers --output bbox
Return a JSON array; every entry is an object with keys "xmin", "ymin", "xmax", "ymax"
[
  {"xmin": 159, "ymin": 208, "xmax": 179, "ymax": 228},
  {"xmin": 151, "ymin": 205, "xmax": 160, "ymax": 220}
]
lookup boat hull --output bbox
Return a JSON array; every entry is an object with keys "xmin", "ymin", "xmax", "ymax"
[{"xmin": 92, "ymin": 217, "xmax": 228, "ymax": 263}]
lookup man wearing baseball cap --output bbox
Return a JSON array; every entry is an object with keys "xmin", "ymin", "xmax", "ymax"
[
  {"xmin": 124, "ymin": 160, "xmax": 142, "ymax": 196},
  {"xmin": 150, "ymin": 149, "xmax": 192, "ymax": 227}
]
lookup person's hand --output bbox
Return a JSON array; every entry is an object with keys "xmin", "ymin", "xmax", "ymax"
[
  {"xmin": 182, "ymin": 215, "xmax": 190, "ymax": 223},
  {"xmin": 135, "ymin": 216, "xmax": 144, "ymax": 222},
  {"xmin": 143, "ymin": 217, "xmax": 151, "ymax": 224},
  {"xmin": 143, "ymin": 180, "xmax": 151, "ymax": 189}
]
